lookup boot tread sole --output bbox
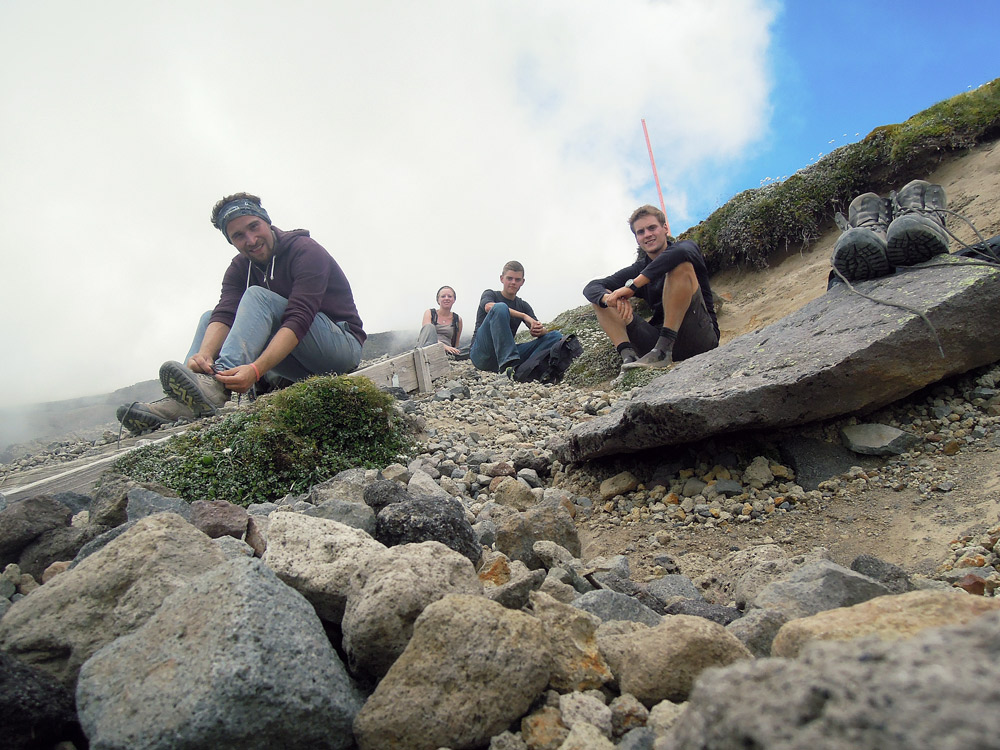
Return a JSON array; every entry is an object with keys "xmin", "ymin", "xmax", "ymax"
[
  {"xmin": 159, "ymin": 362, "xmax": 224, "ymax": 416},
  {"xmin": 832, "ymin": 234, "xmax": 891, "ymax": 282}
]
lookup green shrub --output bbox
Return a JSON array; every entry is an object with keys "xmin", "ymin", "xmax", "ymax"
[
  {"xmin": 890, "ymin": 80, "xmax": 1000, "ymax": 160},
  {"xmin": 564, "ymin": 341, "xmax": 621, "ymax": 386},
  {"xmin": 112, "ymin": 375, "xmax": 409, "ymax": 506}
]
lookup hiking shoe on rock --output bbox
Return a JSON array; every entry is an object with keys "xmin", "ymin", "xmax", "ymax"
[
  {"xmin": 622, "ymin": 347, "xmax": 673, "ymax": 370},
  {"xmin": 831, "ymin": 193, "xmax": 892, "ymax": 282},
  {"xmin": 116, "ymin": 397, "xmax": 197, "ymax": 435},
  {"xmin": 886, "ymin": 179, "xmax": 950, "ymax": 266},
  {"xmin": 159, "ymin": 360, "xmax": 231, "ymax": 415}
]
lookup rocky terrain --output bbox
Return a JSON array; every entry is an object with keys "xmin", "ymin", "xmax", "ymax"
[
  {"xmin": 1, "ymin": 142, "xmax": 999, "ymax": 749},
  {"xmin": 1, "ymin": 352, "xmax": 999, "ymax": 748}
]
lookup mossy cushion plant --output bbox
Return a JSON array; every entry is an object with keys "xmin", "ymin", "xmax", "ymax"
[{"xmin": 112, "ymin": 375, "xmax": 409, "ymax": 506}]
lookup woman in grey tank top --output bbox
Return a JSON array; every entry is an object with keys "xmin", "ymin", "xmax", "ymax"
[{"xmin": 416, "ymin": 286, "xmax": 463, "ymax": 354}]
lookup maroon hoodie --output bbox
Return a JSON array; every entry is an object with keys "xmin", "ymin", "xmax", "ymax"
[{"xmin": 209, "ymin": 226, "xmax": 366, "ymax": 345}]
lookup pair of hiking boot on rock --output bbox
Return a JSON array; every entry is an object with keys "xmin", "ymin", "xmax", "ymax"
[
  {"xmin": 116, "ymin": 361, "xmax": 232, "ymax": 435},
  {"xmin": 831, "ymin": 179, "xmax": 950, "ymax": 283}
]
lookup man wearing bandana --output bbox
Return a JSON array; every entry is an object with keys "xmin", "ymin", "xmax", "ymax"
[{"xmin": 117, "ymin": 192, "xmax": 365, "ymax": 434}]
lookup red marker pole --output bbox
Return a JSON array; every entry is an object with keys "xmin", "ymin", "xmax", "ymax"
[{"xmin": 641, "ymin": 118, "xmax": 669, "ymax": 235}]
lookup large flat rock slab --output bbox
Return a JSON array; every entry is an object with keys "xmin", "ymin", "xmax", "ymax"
[{"xmin": 565, "ymin": 256, "xmax": 1000, "ymax": 461}]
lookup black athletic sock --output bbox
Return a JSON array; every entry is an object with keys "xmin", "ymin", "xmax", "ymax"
[
  {"xmin": 616, "ymin": 342, "xmax": 637, "ymax": 363},
  {"xmin": 655, "ymin": 327, "xmax": 678, "ymax": 354}
]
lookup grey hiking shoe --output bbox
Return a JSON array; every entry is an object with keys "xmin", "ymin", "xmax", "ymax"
[
  {"xmin": 116, "ymin": 397, "xmax": 197, "ymax": 435},
  {"xmin": 159, "ymin": 360, "xmax": 231, "ymax": 416},
  {"xmin": 886, "ymin": 179, "xmax": 950, "ymax": 266},
  {"xmin": 831, "ymin": 193, "xmax": 893, "ymax": 282},
  {"xmin": 621, "ymin": 347, "xmax": 673, "ymax": 370}
]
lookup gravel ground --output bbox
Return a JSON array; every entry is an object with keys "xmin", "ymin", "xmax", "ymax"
[
  {"xmin": 401, "ymin": 357, "xmax": 1000, "ymax": 588},
  {"xmin": 3, "ymin": 356, "xmax": 998, "ymax": 594}
]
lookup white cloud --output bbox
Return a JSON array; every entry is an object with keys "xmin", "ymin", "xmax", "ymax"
[{"xmin": 0, "ymin": 0, "xmax": 774, "ymax": 406}]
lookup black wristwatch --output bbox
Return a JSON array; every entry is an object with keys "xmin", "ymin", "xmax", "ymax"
[{"xmin": 625, "ymin": 279, "xmax": 636, "ymax": 291}]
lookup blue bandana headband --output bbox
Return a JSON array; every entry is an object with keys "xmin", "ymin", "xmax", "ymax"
[{"xmin": 214, "ymin": 198, "xmax": 271, "ymax": 242}]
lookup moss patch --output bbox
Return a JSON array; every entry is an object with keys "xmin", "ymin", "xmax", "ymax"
[
  {"xmin": 112, "ymin": 376, "xmax": 409, "ymax": 506},
  {"xmin": 614, "ymin": 367, "xmax": 665, "ymax": 391}
]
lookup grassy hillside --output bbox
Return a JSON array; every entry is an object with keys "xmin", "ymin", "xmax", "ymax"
[{"xmin": 683, "ymin": 77, "xmax": 1000, "ymax": 272}]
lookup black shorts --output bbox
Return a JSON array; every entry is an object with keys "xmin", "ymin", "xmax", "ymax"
[{"xmin": 629, "ymin": 288, "xmax": 719, "ymax": 361}]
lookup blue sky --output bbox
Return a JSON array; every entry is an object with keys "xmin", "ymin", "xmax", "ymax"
[
  {"xmin": 0, "ymin": 0, "xmax": 997, "ymax": 412},
  {"xmin": 709, "ymin": 1, "xmax": 1000, "ymax": 217}
]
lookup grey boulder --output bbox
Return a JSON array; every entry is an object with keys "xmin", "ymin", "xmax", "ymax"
[
  {"xmin": 375, "ymin": 493, "xmax": 480, "ymax": 564},
  {"xmin": 495, "ymin": 504, "xmax": 580, "ymax": 570},
  {"xmin": 189, "ymin": 498, "xmax": 248, "ymax": 539},
  {"xmin": 0, "ymin": 495, "xmax": 72, "ymax": 566},
  {"xmin": 666, "ymin": 610, "xmax": 1000, "ymax": 750},
  {"xmin": 0, "ymin": 513, "xmax": 226, "ymax": 687},
  {"xmin": 262, "ymin": 512, "xmax": 387, "ymax": 624},
  {"xmin": 304, "ymin": 497, "xmax": 377, "ymax": 535},
  {"xmin": 126, "ymin": 487, "xmax": 191, "ymax": 521},
  {"xmin": 342, "ymin": 541, "xmax": 482, "ymax": 678},
  {"xmin": 353, "ymin": 594, "xmax": 551, "ymax": 750},
  {"xmin": 16, "ymin": 523, "xmax": 106, "ymax": 580},
  {"xmin": 0, "ymin": 652, "xmax": 86, "ymax": 750},
  {"xmin": 77, "ymin": 557, "xmax": 364, "ymax": 750},
  {"xmin": 751, "ymin": 559, "xmax": 891, "ymax": 620},
  {"xmin": 840, "ymin": 422, "xmax": 921, "ymax": 455},
  {"xmin": 565, "ymin": 256, "xmax": 1000, "ymax": 460},
  {"xmin": 572, "ymin": 589, "xmax": 663, "ymax": 627},
  {"xmin": 616, "ymin": 615, "xmax": 752, "ymax": 706}
]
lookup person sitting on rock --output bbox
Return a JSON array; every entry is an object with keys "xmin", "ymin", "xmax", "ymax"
[
  {"xmin": 116, "ymin": 192, "xmax": 366, "ymax": 434},
  {"xmin": 583, "ymin": 204, "xmax": 720, "ymax": 370},
  {"xmin": 416, "ymin": 285, "xmax": 463, "ymax": 355},
  {"xmin": 470, "ymin": 261, "xmax": 563, "ymax": 375}
]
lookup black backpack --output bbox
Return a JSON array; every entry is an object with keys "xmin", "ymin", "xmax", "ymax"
[
  {"xmin": 514, "ymin": 334, "xmax": 583, "ymax": 384},
  {"xmin": 957, "ymin": 231, "xmax": 1000, "ymax": 263}
]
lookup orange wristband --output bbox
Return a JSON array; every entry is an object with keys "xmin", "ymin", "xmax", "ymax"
[{"xmin": 250, "ymin": 363, "xmax": 261, "ymax": 382}]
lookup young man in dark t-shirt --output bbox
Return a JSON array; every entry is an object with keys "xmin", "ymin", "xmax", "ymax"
[
  {"xmin": 470, "ymin": 261, "xmax": 562, "ymax": 374},
  {"xmin": 583, "ymin": 205, "xmax": 719, "ymax": 370}
]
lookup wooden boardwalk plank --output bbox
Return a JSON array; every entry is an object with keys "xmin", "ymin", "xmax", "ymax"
[{"xmin": 353, "ymin": 344, "xmax": 450, "ymax": 392}]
